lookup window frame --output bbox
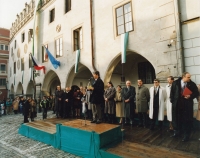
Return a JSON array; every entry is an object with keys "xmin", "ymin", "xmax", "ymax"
[
  {"xmin": 21, "ymin": 32, "xmax": 25, "ymax": 43},
  {"xmin": 49, "ymin": 8, "xmax": 55, "ymax": 23},
  {"xmin": 42, "ymin": 44, "xmax": 48, "ymax": 62},
  {"xmin": 73, "ymin": 27, "xmax": 83, "ymax": 51},
  {"xmin": 5, "ymin": 45, "xmax": 8, "ymax": 51},
  {"xmin": 65, "ymin": 0, "xmax": 71, "ymax": 14},
  {"xmin": 0, "ymin": 78, "xmax": 6, "ymax": 86},
  {"xmin": 14, "ymin": 40, "xmax": 17, "ymax": 49},
  {"xmin": 0, "ymin": 64, "xmax": 6, "ymax": 73},
  {"xmin": 21, "ymin": 58, "xmax": 24, "ymax": 71},
  {"xmin": 14, "ymin": 62, "xmax": 16, "ymax": 74},
  {"xmin": 0, "ymin": 44, "xmax": 4, "ymax": 50},
  {"xmin": 55, "ymin": 38, "xmax": 63, "ymax": 58},
  {"xmin": 115, "ymin": 2, "xmax": 134, "ymax": 36}
]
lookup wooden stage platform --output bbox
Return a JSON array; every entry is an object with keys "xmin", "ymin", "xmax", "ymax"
[{"xmin": 19, "ymin": 118, "xmax": 200, "ymax": 158}]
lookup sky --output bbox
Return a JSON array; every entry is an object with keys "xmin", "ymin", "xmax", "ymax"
[{"xmin": 0, "ymin": 0, "xmax": 29, "ymax": 29}]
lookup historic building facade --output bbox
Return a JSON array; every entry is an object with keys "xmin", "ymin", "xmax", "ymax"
[
  {"xmin": 0, "ymin": 28, "xmax": 9, "ymax": 100},
  {"xmin": 8, "ymin": 0, "xmax": 200, "ymax": 110}
]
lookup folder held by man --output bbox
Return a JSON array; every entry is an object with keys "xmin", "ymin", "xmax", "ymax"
[{"xmin": 183, "ymin": 87, "xmax": 192, "ymax": 96}]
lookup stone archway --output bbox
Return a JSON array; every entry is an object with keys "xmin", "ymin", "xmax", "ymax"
[
  {"xmin": 26, "ymin": 80, "xmax": 34, "ymax": 98},
  {"xmin": 66, "ymin": 63, "xmax": 92, "ymax": 88},
  {"xmin": 16, "ymin": 82, "xmax": 23, "ymax": 96},
  {"xmin": 104, "ymin": 51, "xmax": 156, "ymax": 88},
  {"xmin": 42, "ymin": 70, "xmax": 61, "ymax": 96}
]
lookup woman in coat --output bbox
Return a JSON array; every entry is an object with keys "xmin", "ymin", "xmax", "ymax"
[
  {"xmin": 13, "ymin": 97, "xmax": 19, "ymax": 114},
  {"xmin": 196, "ymin": 84, "xmax": 200, "ymax": 141},
  {"xmin": 115, "ymin": 85, "xmax": 124, "ymax": 124},
  {"xmin": 104, "ymin": 82, "xmax": 116, "ymax": 123}
]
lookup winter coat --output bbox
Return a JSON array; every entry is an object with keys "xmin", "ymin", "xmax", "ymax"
[
  {"xmin": 136, "ymin": 85, "xmax": 150, "ymax": 113},
  {"xmin": 149, "ymin": 86, "xmax": 166, "ymax": 121},
  {"xmin": 196, "ymin": 85, "xmax": 200, "ymax": 121},
  {"xmin": 170, "ymin": 77, "xmax": 198, "ymax": 122},
  {"xmin": 90, "ymin": 78, "xmax": 104, "ymax": 104}
]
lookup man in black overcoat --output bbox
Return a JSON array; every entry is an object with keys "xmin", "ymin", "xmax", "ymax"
[
  {"xmin": 170, "ymin": 72, "xmax": 198, "ymax": 142},
  {"xmin": 23, "ymin": 98, "xmax": 31, "ymax": 123},
  {"xmin": 89, "ymin": 71, "xmax": 104, "ymax": 124},
  {"xmin": 62, "ymin": 87, "xmax": 73, "ymax": 118},
  {"xmin": 121, "ymin": 80, "xmax": 136, "ymax": 125},
  {"xmin": 55, "ymin": 85, "xmax": 64, "ymax": 118}
]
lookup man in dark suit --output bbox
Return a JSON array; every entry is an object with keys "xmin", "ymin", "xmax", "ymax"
[
  {"xmin": 121, "ymin": 80, "xmax": 136, "ymax": 125},
  {"xmin": 170, "ymin": 72, "xmax": 198, "ymax": 142},
  {"xmin": 55, "ymin": 85, "xmax": 64, "ymax": 118},
  {"xmin": 62, "ymin": 87, "xmax": 73, "ymax": 118},
  {"xmin": 89, "ymin": 71, "xmax": 104, "ymax": 124}
]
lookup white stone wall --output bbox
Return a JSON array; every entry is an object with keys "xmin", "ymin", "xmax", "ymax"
[{"xmin": 180, "ymin": 0, "xmax": 200, "ymax": 84}]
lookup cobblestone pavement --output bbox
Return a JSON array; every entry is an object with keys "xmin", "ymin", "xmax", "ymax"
[{"xmin": 0, "ymin": 112, "xmax": 81, "ymax": 158}]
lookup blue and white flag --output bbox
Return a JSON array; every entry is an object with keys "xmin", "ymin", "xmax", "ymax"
[
  {"xmin": 22, "ymin": 71, "xmax": 24, "ymax": 84},
  {"xmin": 121, "ymin": 32, "xmax": 129, "ymax": 63},
  {"xmin": 44, "ymin": 46, "xmax": 60, "ymax": 69},
  {"xmin": 75, "ymin": 49, "xmax": 80, "ymax": 73},
  {"xmin": 14, "ymin": 74, "xmax": 15, "ymax": 86}
]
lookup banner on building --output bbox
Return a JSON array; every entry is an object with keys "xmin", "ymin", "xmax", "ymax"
[
  {"xmin": 22, "ymin": 71, "xmax": 24, "ymax": 84},
  {"xmin": 121, "ymin": 32, "xmax": 129, "ymax": 64},
  {"xmin": 75, "ymin": 49, "xmax": 80, "ymax": 73}
]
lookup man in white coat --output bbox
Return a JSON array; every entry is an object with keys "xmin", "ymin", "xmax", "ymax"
[
  {"xmin": 166, "ymin": 76, "xmax": 174, "ymax": 131},
  {"xmin": 149, "ymin": 79, "xmax": 166, "ymax": 130}
]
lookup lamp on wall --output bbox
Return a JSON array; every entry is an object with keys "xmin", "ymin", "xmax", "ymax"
[{"xmin": 167, "ymin": 39, "xmax": 176, "ymax": 48}]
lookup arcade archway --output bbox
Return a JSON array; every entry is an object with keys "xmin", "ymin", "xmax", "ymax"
[
  {"xmin": 26, "ymin": 80, "xmax": 34, "ymax": 98},
  {"xmin": 16, "ymin": 82, "xmax": 23, "ymax": 96},
  {"xmin": 66, "ymin": 63, "xmax": 92, "ymax": 88},
  {"xmin": 42, "ymin": 70, "xmax": 61, "ymax": 96},
  {"xmin": 9, "ymin": 84, "xmax": 14, "ymax": 99},
  {"xmin": 104, "ymin": 51, "xmax": 156, "ymax": 88}
]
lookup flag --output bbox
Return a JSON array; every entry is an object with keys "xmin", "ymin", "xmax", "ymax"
[
  {"xmin": 44, "ymin": 46, "xmax": 60, "ymax": 69},
  {"xmin": 22, "ymin": 71, "xmax": 24, "ymax": 84},
  {"xmin": 29, "ymin": 68, "xmax": 32, "ymax": 81},
  {"xmin": 30, "ymin": 53, "xmax": 45, "ymax": 74},
  {"xmin": 121, "ymin": 32, "xmax": 129, "ymax": 63},
  {"xmin": 75, "ymin": 49, "xmax": 80, "ymax": 73},
  {"xmin": 14, "ymin": 74, "xmax": 15, "ymax": 86}
]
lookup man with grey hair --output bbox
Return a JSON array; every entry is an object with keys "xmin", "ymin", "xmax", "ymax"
[{"xmin": 121, "ymin": 80, "xmax": 136, "ymax": 125}]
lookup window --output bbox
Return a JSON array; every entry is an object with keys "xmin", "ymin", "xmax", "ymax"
[
  {"xmin": 28, "ymin": 29, "xmax": 33, "ymax": 42},
  {"xmin": 65, "ymin": 0, "xmax": 71, "ymax": 13},
  {"xmin": 14, "ymin": 62, "xmax": 16, "ymax": 74},
  {"xmin": 42, "ymin": 44, "xmax": 48, "ymax": 62},
  {"xmin": 15, "ymin": 40, "xmax": 17, "ymax": 49},
  {"xmin": 21, "ymin": 58, "xmax": 24, "ymax": 71},
  {"xmin": 0, "ymin": 64, "xmax": 6, "ymax": 73},
  {"xmin": 29, "ymin": 55, "xmax": 33, "ymax": 68},
  {"xmin": 116, "ymin": 2, "xmax": 133, "ymax": 35},
  {"xmin": 0, "ymin": 79, "xmax": 6, "ymax": 86},
  {"xmin": 56, "ymin": 38, "xmax": 63, "ymax": 57},
  {"xmin": 73, "ymin": 27, "xmax": 83, "ymax": 51},
  {"xmin": 49, "ymin": 8, "xmax": 55, "ymax": 23},
  {"xmin": 21, "ymin": 32, "xmax": 25, "ymax": 43},
  {"xmin": 0, "ymin": 45, "xmax": 3, "ymax": 50},
  {"xmin": 138, "ymin": 62, "xmax": 155, "ymax": 84},
  {"xmin": 5, "ymin": 45, "xmax": 8, "ymax": 51}
]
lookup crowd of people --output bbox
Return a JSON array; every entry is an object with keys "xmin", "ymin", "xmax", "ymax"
[{"xmin": 0, "ymin": 71, "xmax": 200, "ymax": 142}]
